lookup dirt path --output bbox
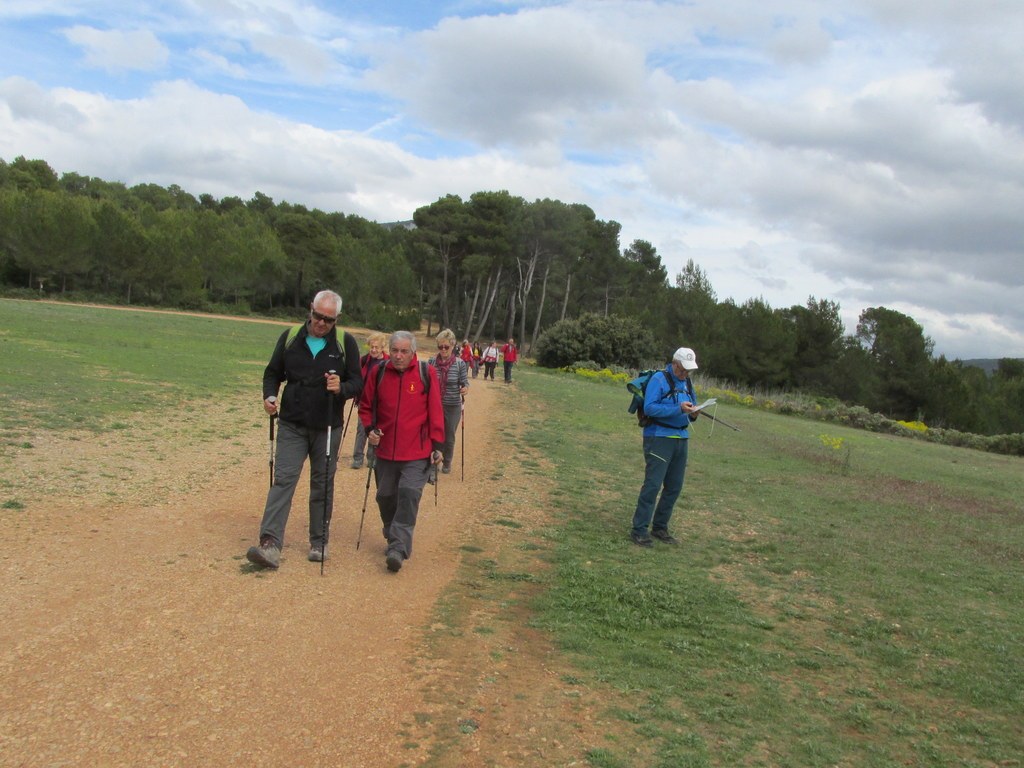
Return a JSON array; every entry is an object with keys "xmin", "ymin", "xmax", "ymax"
[{"xmin": 0, "ymin": 344, "xmax": 618, "ymax": 767}]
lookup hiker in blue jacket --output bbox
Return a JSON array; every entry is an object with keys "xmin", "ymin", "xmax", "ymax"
[{"xmin": 630, "ymin": 346, "xmax": 701, "ymax": 547}]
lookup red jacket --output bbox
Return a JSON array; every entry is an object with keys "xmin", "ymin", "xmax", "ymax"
[
  {"xmin": 460, "ymin": 343, "xmax": 473, "ymax": 363},
  {"xmin": 358, "ymin": 356, "xmax": 444, "ymax": 461},
  {"xmin": 501, "ymin": 343, "xmax": 518, "ymax": 363}
]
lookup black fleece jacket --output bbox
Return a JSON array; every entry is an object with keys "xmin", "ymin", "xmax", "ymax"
[{"xmin": 262, "ymin": 322, "xmax": 363, "ymax": 430}]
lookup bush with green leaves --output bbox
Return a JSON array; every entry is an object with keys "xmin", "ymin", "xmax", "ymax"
[{"xmin": 533, "ymin": 312, "xmax": 661, "ymax": 369}]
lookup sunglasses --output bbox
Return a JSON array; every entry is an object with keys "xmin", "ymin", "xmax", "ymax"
[
  {"xmin": 310, "ymin": 310, "xmax": 337, "ymax": 325},
  {"xmin": 437, "ymin": 344, "xmax": 452, "ymax": 350}
]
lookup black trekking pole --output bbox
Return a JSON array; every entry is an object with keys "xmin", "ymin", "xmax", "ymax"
[
  {"xmin": 703, "ymin": 409, "xmax": 741, "ymax": 432},
  {"xmin": 341, "ymin": 397, "xmax": 356, "ymax": 442},
  {"xmin": 356, "ymin": 441, "xmax": 376, "ymax": 550},
  {"xmin": 268, "ymin": 409, "xmax": 277, "ymax": 489},
  {"xmin": 321, "ymin": 370, "xmax": 337, "ymax": 576},
  {"xmin": 430, "ymin": 456, "xmax": 439, "ymax": 507},
  {"xmin": 460, "ymin": 394, "xmax": 465, "ymax": 482}
]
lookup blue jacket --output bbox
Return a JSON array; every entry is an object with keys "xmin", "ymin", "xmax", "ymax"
[{"xmin": 642, "ymin": 364, "xmax": 697, "ymax": 438}]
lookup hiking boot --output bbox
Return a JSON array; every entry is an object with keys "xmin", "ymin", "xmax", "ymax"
[
  {"xmin": 308, "ymin": 545, "xmax": 328, "ymax": 562},
  {"xmin": 630, "ymin": 530, "xmax": 654, "ymax": 548},
  {"xmin": 651, "ymin": 529, "xmax": 679, "ymax": 545},
  {"xmin": 386, "ymin": 550, "xmax": 404, "ymax": 572},
  {"xmin": 350, "ymin": 457, "xmax": 363, "ymax": 469},
  {"xmin": 246, "ymin": 538, "xmax": 281, "ymax": 568},
  {"xmin": 441, "ymin": 465, "xmax": 451, "ymax": 474}
]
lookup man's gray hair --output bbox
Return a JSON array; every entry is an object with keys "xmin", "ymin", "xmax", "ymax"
[
  {"xmin": 311, "ymin": 290, "xmax": 343, "ymax": 315},
  {"xmin": 390, "ymin": 330, "xmax": 417, "ymax": 351}
]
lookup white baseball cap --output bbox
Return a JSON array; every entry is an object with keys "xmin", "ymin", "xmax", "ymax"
[{"xmin": 672, "ymin": 347, "xmax": 699, "ymax": 370}]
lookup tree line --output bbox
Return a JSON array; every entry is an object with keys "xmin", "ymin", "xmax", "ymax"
[{"xmin": 1, "ymin": 155, "xmax": 1021, "ymax": 436}]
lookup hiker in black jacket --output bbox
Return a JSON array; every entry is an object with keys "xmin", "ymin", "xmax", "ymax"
[{"xmin": 246, "ymin": 290, "xmax": 363, "ymax": 569}]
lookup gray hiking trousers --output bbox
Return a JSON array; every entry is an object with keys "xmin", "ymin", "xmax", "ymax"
[
  {"xmin": 259, "ymin": 418, "xmax": 342, "ymax": 549},
  {"xmin": 441, "ymin": 401, "xmax": 462, "ymax": 469},
  {"xmin": 374, "ymin": 457, "xmax": 431, "ymax": 559}
]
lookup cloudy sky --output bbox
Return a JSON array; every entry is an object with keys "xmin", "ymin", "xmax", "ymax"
[{"xmin": 2, "ymin": 1, "xmax": 1022, "ymax": 360}]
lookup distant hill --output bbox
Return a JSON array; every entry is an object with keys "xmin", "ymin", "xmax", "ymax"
[
  {"xmin": 960, "ymin": 358, "xmax": 1022, "ymax": 375},
  {"xmin": 380, "ymin": 219, "xmax": 416, "ymax": 230}
]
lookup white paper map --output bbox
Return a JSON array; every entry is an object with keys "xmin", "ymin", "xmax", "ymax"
[{"xmin": 690, "ymin": 398, "xmax": 717, "ymax": 412}]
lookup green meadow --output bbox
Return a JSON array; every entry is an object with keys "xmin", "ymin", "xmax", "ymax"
[
  {"xmin": 2, "ymin": 300, "xmax": 1021, "ymax": 766},
  {"xmin": 505, "ymin": 367, "xmax": 1023, "ymax": 767},
  {"xmin": 0, "ymin": 299, "xmax": 285, "ymax": 436}
]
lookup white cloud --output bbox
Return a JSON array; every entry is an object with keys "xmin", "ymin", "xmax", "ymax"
[
  {"xmin": 62, "ymin": 25, "xmax": 169, "ymax": 71},
  {"xmin": 0, "ymin": 77, "xmax": 86, "ymax": 131},
  {"xmin": 367, "ymin": 7, "xmax": 649, "ymax": 149}
]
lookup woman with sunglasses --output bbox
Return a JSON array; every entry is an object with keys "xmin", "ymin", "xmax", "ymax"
[{"xmin": 428, "ymin": 328, "xmax": 470, "ymax": 474}]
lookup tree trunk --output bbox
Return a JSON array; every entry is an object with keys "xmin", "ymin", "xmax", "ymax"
[
  {"xmin": 515, "ymin": 248, "xmax": 539, "ymax": 350},
  {"xmin": 505, "ymin": 288, "xmax": 517, "ymax": 341},
  {"xmin": 440, "ymin": 249, "xmax": 451, "ymax": 329},
  {"xmin": 559, "ymin": 272, "xmax": 572, "ymax": 322},
  {"xmin": 473, "ymin": 265, "xmax": 503, "ymax": 341},
  {"xmin": 293, "ymin": 267, "xmax": 304, "ymax": 308},
  {"xmin": 518, "ymin": 293, "xmax": 528, "ymax": 352},
  {"xmin": 463, "ymin": 274, "xmax": 482, "ymax": 339},
  {"xmin": 528, "ymin": 262, "xmax": 551, "ymax": 355}
]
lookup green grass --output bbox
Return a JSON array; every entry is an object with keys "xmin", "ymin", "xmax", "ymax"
[
  {"xmin": 0, "ymin": 299, "xmax": 285, "ymax": 435},
  {"xmin": 511, "ymin": 366, "xmax": 1023, "ymax": 767}
]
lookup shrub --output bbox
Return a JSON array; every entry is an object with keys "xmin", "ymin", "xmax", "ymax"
[{"xmin": 534, "ymin": 313, "xmax": 660, "ymax": 369}]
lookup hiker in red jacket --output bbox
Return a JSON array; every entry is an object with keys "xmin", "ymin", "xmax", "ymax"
[
  {"xmin": 359, "ymin": 330, "xmax": 444, "ymax": 572},
  {"xmin": 500, "ymin": 337, "xmax": 519, "ymax": 384}
]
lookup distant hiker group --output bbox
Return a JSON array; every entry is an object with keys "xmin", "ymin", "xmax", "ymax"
[{"xmin": 246, "ymin": 290, "xmax": 486, "ymax": 574}]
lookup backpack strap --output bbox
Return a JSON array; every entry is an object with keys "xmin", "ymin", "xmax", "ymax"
[
  {"xmin": 647, "ymin": 371, "xmax": 693, "ymax": 429},
  {"xmin": 420, "ymin": 360, "xmax": 430, "ymax": 393},
  {"xmin": 284, "ymin": 324, "xmax": 303, "ymax": 349}
]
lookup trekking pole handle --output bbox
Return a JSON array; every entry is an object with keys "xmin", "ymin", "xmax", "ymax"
[{"xmin": 324, "ymin": 369, "xmax": 340, "ymax": 401}]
